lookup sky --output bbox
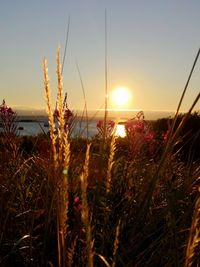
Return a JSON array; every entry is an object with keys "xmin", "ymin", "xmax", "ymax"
[{"xmin": 1, "ymin": 0, "xmax": 200, "ymax": 115}]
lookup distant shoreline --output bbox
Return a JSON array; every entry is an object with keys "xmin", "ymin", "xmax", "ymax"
[
  {"xmin": 15, "ymin": 109, "xmax": 177, "ymax": 121},
  {"xmin": 15, "ymin": 107, "xmax": 199, "ymax": 121}
]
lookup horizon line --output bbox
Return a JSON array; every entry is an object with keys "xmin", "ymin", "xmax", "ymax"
[{"xmin": 14, "ymin": 107, "xmax": 178, "ymax": 113}]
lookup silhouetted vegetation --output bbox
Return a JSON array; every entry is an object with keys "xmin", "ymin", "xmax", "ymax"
[
  {"xmin": 0, "ymin": 49, "xmax": 200, "ymax": 266},
  {"xmin": 153, "ymin": 112, "xmax": 200, "ymax": 161},
  {"xmin": 0, "ymin": 110, "xmax": 200, "ymax": 266}
]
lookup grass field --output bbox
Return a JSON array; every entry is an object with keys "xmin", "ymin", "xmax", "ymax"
[{"xmin": 0, "ymin": 50, "xmax": 200, "ymax": 267}]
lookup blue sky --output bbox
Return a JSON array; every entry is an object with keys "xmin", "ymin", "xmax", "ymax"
[{"xmin": 1, "ymin": 0, "xmax": 200, "ymax": 113}]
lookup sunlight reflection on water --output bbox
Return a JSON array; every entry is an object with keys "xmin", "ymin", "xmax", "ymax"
[{"xmin": 115, "ymin": 124, "xmax": 126, "ymax": 138}]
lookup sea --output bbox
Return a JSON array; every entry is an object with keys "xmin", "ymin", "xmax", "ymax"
[
  {"xmin": 0, "ymin": 110, "xmax": 176, "ymax": 138},
  {"xmin": 16, "ymin": 117, "xmax": 98, "ymax": 138}
]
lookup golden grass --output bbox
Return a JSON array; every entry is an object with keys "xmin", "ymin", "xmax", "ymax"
[
  {"xmin": 111, "ymin": 219, "xmax": 121, "ymax": 267},
  {"xmin": 43, "ymin": 58, "xmax": 58, "ymax": 168},
  {"xmin": 106, "ymin": 130, "xmax": 116, "ymax": 192},
  {"xmin": 43, "ymin": 49, "xmax": 71, "ymax": 267},
  {"xmin": 80, "ymin": 143, "xmax": 94, "ymax": 267},
  {"xmin": 41, "ymin": 48, "xmax": 200, "ymax": 267}
]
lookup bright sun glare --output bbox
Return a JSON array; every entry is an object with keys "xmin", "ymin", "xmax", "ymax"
[{"xmin": 111, "ymin": 86, "xmax": 131, "ymax": 108}]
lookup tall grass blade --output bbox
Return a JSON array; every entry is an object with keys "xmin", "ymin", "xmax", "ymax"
[
  {"xmin": 185, "ymin": 195, "xmax": 200, "ymax": 267},
  {"xmin": 76, "ymin": 61, "xmax": 89, "ymax": 139},
  {"xmin": 170, "ymin": 48, "xmax": 200, "ymax": 139},
  {"xmin": 56, "ymin": 48, "xmax": 70, "ymax": 267},
  {"xmin": 43, "ymin": 51, "xmax": 71, "ymax": 267},
  {"xmin": 103, "ymin": 9, "xmax": 108, "ymax": 143},
  {"xmin": 62, "ymin": 16, "xmax": 70, "ymax": 75},
  {"xmin": 80, "ymin": 143, "xmax": 94, "ymax": 267},
  {"xmin": 43, "ymin": 58, "xmax": 58, "ymax": 168},
  {"xmin": 139, "ymin": 88, "xmax": 200, "ymax": 219},
  {"xmin": 111, "ymin": 220, "xmax": 121, "ymax": 267},
  {"xmin": 95, "ymin": 253, "xmax": 111, "ymax": 267},
  {"xmin": 106, "ymin": 126, "xmax": 116, "ymax": 192}
]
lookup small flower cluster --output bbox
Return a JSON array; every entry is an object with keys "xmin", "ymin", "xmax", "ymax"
[
  {"xmin": 125, "ymin": 119, "xmax": 146, "ymax": 135},
  {"xmin": 162, "ymin": 130, "xmax": 169, "ymax": 142},
  {"xmin": 53, "ymin": 96, "xmax": 74, "ymax": 132},
  {"xmin": 53, "ymin": 107, "xmax": 73, "ymax": 121},
  {"xmin": 125, "ymin": 111, "xmax": 154, "ymax": 155},
  {"xmin": 125, "ymin": 111, "xmax": 151, "ymax": 138},
  {"xmin": 0, "ymin": 99, "xmax": 15, "ymax": 116},
  {"xmin": 0, "ymin": 99, "xmax": 18, "ymax": 138},
  {"xmin": 73, "ymin": 196, "xmax": 82, "ymax": 211},
  {"xmin": 96, "ymin": 119, "xmax": 115, "ymax": 138}
]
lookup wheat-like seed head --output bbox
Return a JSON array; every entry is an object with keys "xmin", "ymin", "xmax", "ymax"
[
  {"xmin": 106, "ymin": 125, "xmax": 117, "ymax": 192},
  {"xmin": 43, "ymin": 58, "xmax": 58, "ymax": 169},
  {"xmin": 111, "ymin": 220, "xmax": 121, "ymax": 267},
  {"xmin": 44, "ymin": 52, "xmax": 72, "ymax": 267},
  {"xmin": 56, "ymin": 48, "xmax": 66, "ymax": 163},
  {"xmin": 63, "ymin": 131, "xmax": 70, "ymax": 170}
]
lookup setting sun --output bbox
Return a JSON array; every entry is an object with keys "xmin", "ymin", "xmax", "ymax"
[{"xmin": 111, "ymin": 86, "xmax": 131, "ymax": 108}]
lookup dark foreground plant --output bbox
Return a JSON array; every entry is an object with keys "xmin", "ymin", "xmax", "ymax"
[{"xmin": 0, "ymin": 99, "xmax": 19, "ymax": 155}]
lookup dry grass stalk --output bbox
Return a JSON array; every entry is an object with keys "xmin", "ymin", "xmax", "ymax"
[
  {"xmin": 57, "ymin": 50, "xmax": 70, "ymax": 267},
  {"xmin": 170, "ymin": 48, "xmax": 200, "ymax": 138},
  {"xmin": 43, "ymin": 58, "xmax": 58, "ymax": 169},
  {"xmin": 111, "ymin": 220, "xmax": 121, "ymax": 267},
  {"xmin": 58, "ymin": 136, "xmax": 70, "ymax": 267},
  {"xmin": 106, "ymin": 130, "xmax": 116, "ymax": 192},
  {"xmin": 76, "ymin": 62, "xmax": 89, "ymax": 139},
  {"xmin": 43, "ymin": 52, "xmax": 71, "ymax": 267},
  {"xmin": 139, "ymin": 92, "xmax": 200, "ymax": 221},
  {"xmin": 138, "ymin": 49, "xmax": 200, "ymax": 218},
  {"xmin": 103, "ymin": 9, "xmax": 108, "ymax": 144},
  {"xmin": 56, "ymin": 48, "xmax": 65, "ymax": 161},
  {"xmin": 67, "ymin": 236, "xmax": 77, "ymax": 267},
  {"xmin": 95, "ymin": 253, "xmax": 110, "ymax": 267},
  {"xmin": 185, "ymin": 189, "xmax": 200, "ymax": 267},
  {"xmin": 80, "ymin": 143, "xmax": 94, "ymax": 267}
]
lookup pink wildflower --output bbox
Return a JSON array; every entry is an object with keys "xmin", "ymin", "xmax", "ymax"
[
  {"xmin": 53, "ymin": 108, "xmax": 59, "ymax": 118},
  {"xmin": 64, "ymin": 108, "xmax": 73, "ymax": 120},
  {"xmin": 96, "ymin": 120, "xmax": 103, "ymax": 129},
  {"xmin": 163, "ymin": 130, "xmax": 169, "ymax": 142},
  {"xmin": 0, "ymin": 106, "xmax": 7, "ymax": 113},
  {"xmin": 74, "ymin": 196, "xmax": 82, "ymax": 210},
  {"xmin": 7, "ymin": 107, "xmax": 14, "ymax": 115},
  {"xmin": 74, "ymin": 196, "xmax": 80, "ymax": 204},
  {"xmin": 0, "ymin": 100, "xmax": 12, "ymax": 115},
  {"xmin": 145, "ymin": 133, "xmax": 154, "ymax": 142},
  {"xmin": 135, "ymin": 120, "xmax": 145, "ymax": 133},
  {"xmin": 53, "ymin": 97, "xmax": 74, "ymax": 133},
  {"xmin": 0, "ymin": 99, "xmax": 18, "ymax": 139}
]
